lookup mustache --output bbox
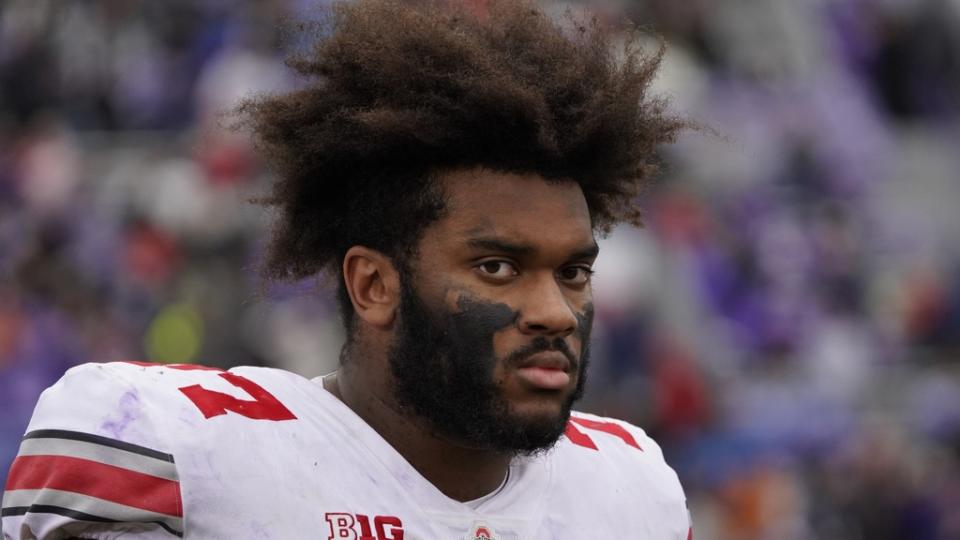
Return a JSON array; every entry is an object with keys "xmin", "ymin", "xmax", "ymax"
[{"xmin": 503, "ymin": 337, "xmax": 578, "ymax": 368}]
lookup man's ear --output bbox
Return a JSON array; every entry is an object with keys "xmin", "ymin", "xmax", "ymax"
[{"xmin": 342, "ymin": 246, "xmax": 401, "ymax": 328}]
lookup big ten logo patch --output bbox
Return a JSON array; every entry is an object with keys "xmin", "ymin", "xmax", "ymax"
[{"xmin": 325, "ymin": 513, "xmax": 405, "ymax": 540}]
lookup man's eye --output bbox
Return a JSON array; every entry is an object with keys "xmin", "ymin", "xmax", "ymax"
[
  {"xmin": 558, "ymin": 266, "xmax": 593, "ymax": 285},
  {"xmin": 477, "ymin": 261, "xmax": 518, "ymax": 278}
]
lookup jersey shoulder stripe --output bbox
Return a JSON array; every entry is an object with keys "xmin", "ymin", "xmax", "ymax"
[
  {"xmin": 1, "ymin": 502, "xmax": 183, "ymax": 538},
  {"xmin": 3, "ymin": 429, "xmax": 183, "ymax": 537},
  {"xmin": 22, "ymin": 429, "xmax": 175, "ymax": 463}
]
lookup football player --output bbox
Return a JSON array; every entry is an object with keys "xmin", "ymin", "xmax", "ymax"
[{"xmin": 2, "ymin": 0, "xmax": 692, "ymax": 538}]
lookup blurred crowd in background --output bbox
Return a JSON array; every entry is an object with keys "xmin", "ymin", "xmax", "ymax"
[{"xmin": 2, "ymin": 0, "xmax": 960, "ymax": 538}]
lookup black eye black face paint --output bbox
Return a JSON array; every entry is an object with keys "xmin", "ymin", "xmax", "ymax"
[
  {"xmin": 387, "ymin": 284, "xmax": 592, "ymax": 455},
  {"xmin": 453, "ymin": 295, "xmax": 518, "ymax": 336}
]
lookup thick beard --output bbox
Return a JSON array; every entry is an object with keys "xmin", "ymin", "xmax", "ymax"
[{"xmin": 387, "ymin": 282, "xmax": 590, "ymax": 456}]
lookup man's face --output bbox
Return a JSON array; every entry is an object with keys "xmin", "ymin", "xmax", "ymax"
[{"xmin": 388, "ymin": 168, "xmax": 597, "ymax": 455}]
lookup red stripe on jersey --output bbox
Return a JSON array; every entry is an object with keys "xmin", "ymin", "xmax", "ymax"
[
  {"xmin": 688, "ymin": 526, "xmax": 693, "ymax": 540},
  {"xmin": 6, "ymin": 455, "xmax": 182, "ymax": 517},
  {"xmin": 569, "ymin": 417, "xmax": 642, "ymax": 450},
  {"xmin": 564, "ymin": 423, "xmax": 598, "ymax": 450}
]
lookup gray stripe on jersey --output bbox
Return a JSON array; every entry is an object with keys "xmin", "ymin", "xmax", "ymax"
[
  {"xmin": 17, "ymin": 438, "xmax": 179, "ymax": 482},
  {"xmin": 23, "ymin": 429, "xmax": 174, "ymax": 462},
  {"xmin": 2, "ymin": 488, "xmax": 183, "ymax": 534}
]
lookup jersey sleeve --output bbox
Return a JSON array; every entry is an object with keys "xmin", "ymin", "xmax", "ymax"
[
  {"xmin": 2, "ymin": 363, "xmax": 184, "ymax": 539},
  {"xmin": 615, "ymin": 417, "xmax": 692, "ymax": 540},
  {"xmin": 565, "ymin": 412, "xmax": 691, "ymax": 539}
]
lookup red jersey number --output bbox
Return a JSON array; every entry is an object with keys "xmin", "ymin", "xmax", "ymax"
[
  {"xmin": 179, "ymin": 372, "xmax": 297, "ymax": 421},
  {"xmin": 564, "ymin": 416, "xmax": 642, "ymax": 451},
  {"xmin": 123, "ymin": 362, "xmax": 297, "ymax": 421}
]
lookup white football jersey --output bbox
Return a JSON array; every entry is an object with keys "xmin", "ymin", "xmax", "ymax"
[{"xmin": 2, "ymin": 362, "xmax": 690, "ymax": 539}]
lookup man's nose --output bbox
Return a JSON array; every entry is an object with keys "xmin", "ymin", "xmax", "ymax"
[{"xmin": 517, "ymin": 275, "xmax": 577, "ymax": 337}]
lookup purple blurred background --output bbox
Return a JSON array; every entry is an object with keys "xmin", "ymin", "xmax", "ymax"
[{"xmin": 2, "ymin": 0, "xmax": 960, "ymax": 538}]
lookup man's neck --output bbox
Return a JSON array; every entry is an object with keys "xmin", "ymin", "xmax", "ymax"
[{"xmin": 324, "ymin": 370, "xmax": 511, "ymax": 502}]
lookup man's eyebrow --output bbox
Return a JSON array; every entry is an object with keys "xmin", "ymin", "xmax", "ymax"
[
  {"xmin": 464, "ymin": 237, "xmax": 600, "ymax": 260},
  {"xmin": 571, "ymin": 242, "xmax": 600, "ymax": 261},
  {"xmin": 465, "ymin": 237, "xmax": 536, "ymax": 256}
]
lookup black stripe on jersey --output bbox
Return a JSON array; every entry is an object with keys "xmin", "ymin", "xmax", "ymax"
[
  {"xmin": 22, "ymin": 430, "xmax": 174, "ymax": 463},
  {"xmin": 1, "ymin": 505, "xmax": 183, "ymax": 538}
]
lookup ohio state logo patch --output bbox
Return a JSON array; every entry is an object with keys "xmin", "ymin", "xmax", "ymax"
[{"xmin": 466, "ymin": 521, "xmax": 497, "ymax": 540}]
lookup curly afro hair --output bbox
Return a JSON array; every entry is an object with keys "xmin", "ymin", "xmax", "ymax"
[{"xmin": 237, "ymin": 0, "xmax": 685, "ymax": 319}]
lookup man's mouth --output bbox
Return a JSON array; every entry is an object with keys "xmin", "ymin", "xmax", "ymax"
[{"xmin": 514, "ymin": 351, "xmax": 573, "ymax": 390}]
